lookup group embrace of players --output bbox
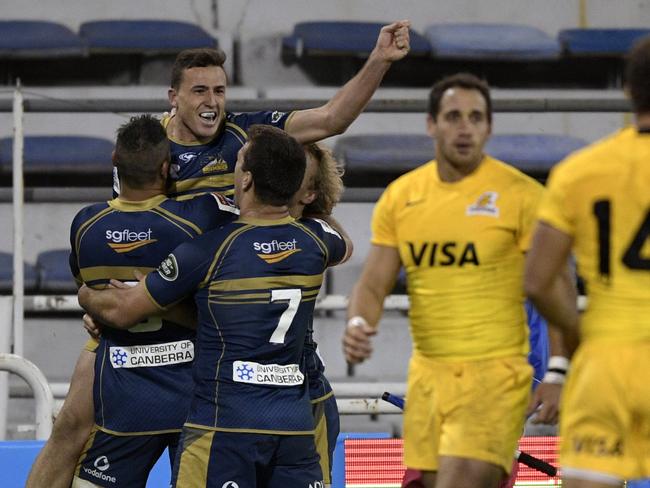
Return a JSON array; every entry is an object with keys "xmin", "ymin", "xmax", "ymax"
[{"xmin": 25, "ymin": 18, "xmax": 650, "ymax": 488}]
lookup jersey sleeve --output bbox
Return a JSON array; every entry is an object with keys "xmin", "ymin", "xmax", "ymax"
[
  {"xmin": 516, "ymin": 179, "xmax": 545, "ymax": 252},
  {"xmin": 371, "ymin": 184, "xmax": 399, "ymax": 248},
  {"xmin": 301, "ymin": 218, "xmax": 348, "ymax": 266},
  {"xmin": 231, "ymin": 110, "xmax": 293, "ymax": 131},
  {"xmin": 192, "ymin": 193, "xmax": 240, "ymax": 231},
  {"xmin": 537, "ymin": 164, "xmax": 576, "ymax": 237},
  {"xmin": 144, "ymin": 239, "xmax": 211, "ymax": 309}
]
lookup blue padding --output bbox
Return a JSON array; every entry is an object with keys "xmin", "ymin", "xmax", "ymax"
[
  {"xmin": 0, "ymin": 136, "xmax": 113, "ymax": 174},
  {"xmin": 283, "ymin": 21, "xmax": 430, "ymax": 56},
  {"xmin": 0, "ymin": 440, "xmax": 45, "ymax": 488},
  {"xmin": 628, "ymin": 481, "xmax": 650, "ymax": 488},
  {"xmin": 80, "ymin": 20, "xmax": 217, "ymax": 51},
  {"xmin": 0, "ymin": 252, "xmax": 38, "ymax": 291},
  {"xmin": 0, "ymin": 21, "xmax": 85, "ymax": 57},
  {"xmin": 334, "ymin": 133, "xmax": 587, "ymax": 176},
  {"xmin": 559, "ymin": 28, "xmax": 650, "ymax": 55},
  {"xmin": 486, "ymin": 134, "xmax": 587, "ymax": 172},
  {"xmin": 36, "ymin": 249, "xmax": 76, "ymax": 293},
  {"xmin": 332, "ymin": 432, "xmax": 391, "ymax": 488},
  {"xmin": 0, "ymin": 440, "xmax": 170, "ymax": 488},
  {"xmin": 425, "ymin": 23, "xmax": 560, "ymax": 60}
]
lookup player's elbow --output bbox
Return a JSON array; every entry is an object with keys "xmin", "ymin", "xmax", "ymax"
[{"xmin": 523, "ymin": 272, "xmax": 545, "ymax": 303}]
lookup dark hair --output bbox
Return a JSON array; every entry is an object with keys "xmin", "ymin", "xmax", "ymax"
[
  {"xmin": 625, "ymin": 35, "xmax": 650, "ymax": 113},
  {"xmin": 428, "ymin": 73, "xmax": 492, "ymax": 123},
  {"xmin": 243, "ymin": 125, "xmax": 306, "ymax": 206},
  {"xmin": 171, "ymin": 48, "xmax": 227, "ymax": 89},
  {"xmin": 114, "ymin": 115, "xmax": 169, "ymax": 189},
  {"xmin": 304, "ymin": 143, "xmax": 344, "ymax": 215}
]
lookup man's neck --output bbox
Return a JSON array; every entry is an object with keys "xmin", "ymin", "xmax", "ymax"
[
  {"xmin": 239, "ymin": 203, "xmax": 291, "ymax": 221},
  {"xmin": 636, "ymin": 112, "xmax": 650, "ymax": 131},
  {"xmin": 118, "ymin": 185, "xmax": 165, "ymax": 202},
  {"xmin": 436, "ymin": 155, "xmax": 483, "ymax": 183}
]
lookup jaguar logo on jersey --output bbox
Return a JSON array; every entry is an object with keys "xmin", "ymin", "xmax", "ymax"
[
  {"xmin": 106, "ymin": 228, "xmax": 157, "ymax": 253},
  {"xmin": 201, "ymin": 156, "xmax": 229, "ymax": 174},
  {"xmin": 158, "ymin": 253, "xmax": 179, "ymax": 281},
  {"xmin": 467, "ymin": 191, "xmax": 499, "ymax": 217},
  {"xmin": 254, "ymin": 239, "xmax": 301, "ymax": 264}
]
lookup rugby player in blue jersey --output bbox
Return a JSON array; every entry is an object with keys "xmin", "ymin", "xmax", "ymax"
[{"xmin": 79, "ymin": 125, "xmax": 352, "ymax": 487}]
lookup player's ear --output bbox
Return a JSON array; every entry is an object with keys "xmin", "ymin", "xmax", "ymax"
[
  {"xmin": 300, "ymin": 189, "xmax": 317, "ymax": 206},
  {"xmin": 168, "ymin": 88, "xmax": 178, "ymax": 109},
  {"xmin": 426, "ymin": 114, "xmax": 436, "ymax": 138},
  {"xmin": 242, "ymin": 171, "xmax": 253, "ymax": 192},
  {"xmin": 160, "ymin": 159, "xmax": 170, "ymax": 180},
  {"xmin": 111, "ymin": 150, "xmax": 117, "ymax": 166}
]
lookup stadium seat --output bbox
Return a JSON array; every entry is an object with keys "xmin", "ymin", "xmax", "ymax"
[
  {"xmin": 424, "ymin": 23, "xmax": 561, "ymax": 60},
  {"xmin": 282, "ymin": 21, "xmax": 430, "ymax": 59},
  {"xmin": 79, "ymin": 20, "xmax": 218, "ymax": 53},
  {"xmin": 0, "ymin": 252, "xmax": 38, "ymax": 292},
  {"xmin": 333, "ymin": 133, "xmax": 587, "ymax": 186},
  {"xmin": 0, "ymin": 21, "xmax": 85, "ymax": 58},
  {"xmin": 0, "ymin": 136, "xmax": 113, "ymax": 175},
  {"xmin": 559, "ymin": 28, "xmax": 650, "ymax": 55},
  {"xmin": 35, "ymin": 249, "xmax": 76, "ymax": 293}
]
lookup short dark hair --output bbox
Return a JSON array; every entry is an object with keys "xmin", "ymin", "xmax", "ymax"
[
  {"xmin": 625, "ymin": 35, "xmax": 650, "ymax": 113},
  {"xmin": 171, "ymin": 48, "xmax": 227, "ymax": 89},
  {"xmin": 428, "ymin": 73, "xmax": 492, "ymax": 124},
  {"xmin": 114, "ymin": 115, "xmax": 169, "ymax": 189},
  {"xmin": 243, "ymin": 125, "xmax": 306, "ymax": 206}
]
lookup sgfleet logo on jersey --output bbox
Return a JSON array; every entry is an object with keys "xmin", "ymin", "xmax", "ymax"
[
  {"xmin": 467, "ymin": 191, "xmax": 499, "ymax": 217},
  {"xmin": 105, "ymin": 228, "xmax": 157, "ymax": 253},
  {"xmin": 253, "ymin": 239, "xmax": 301, "ymax": 264}
]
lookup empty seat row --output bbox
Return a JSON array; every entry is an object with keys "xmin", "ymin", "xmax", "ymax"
[
  {"xmin": 0, "ymin": 250, "xmax": 73, "ymax": 293},
  {"xmin": 0, "ymin": 20, "xmax": 217, "ymax": 58},
  {"xmin": 283, "ymin": 22, "xmax": 650, "ymax": 61}
]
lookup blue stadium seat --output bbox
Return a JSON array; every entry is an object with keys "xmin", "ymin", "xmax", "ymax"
[
  {"xmin": 559, "ymin": 28, "xmax": 650, "ymax": 55},
  {"xmin": 0, "ymin": 252, "xmax": 38, "ymax": 292},
  {"xmin": 36, "ymin": 249, "xmax": 76, "ymax": 293},
  {"xmin": 424, "ymin": 23, "xmax": 561, "ymax": 60},
  {"xmin": 282, "ymin": 21, "xmax": 430, "ymax": 58},
  {"xmin": 0, "ymin": 136, "xmax": 113, "ymax": 174},
  {"xmin": 79, "ymin": 20, "xmax": 218, "ymax": 52},
  {"xmin": 0, "ymin": 21, "xmax": 85, "ymax": 58},
  {"xmin": 333, "ymin": 133, "xmax": 587, "ymax": 183}
]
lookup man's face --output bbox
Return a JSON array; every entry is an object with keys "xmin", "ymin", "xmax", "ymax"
[
  {"xmin": 289, "ymin": 151, "xmax": 318, "ymax": 217},
  {"xmin": 233, "ymin": 142, "xmax": 249, "ymax": 206},
  {"xmin": 428, "ymin": 87, "xmax": 491, "ymax": 173},
  {"xmin": 168, "ymin": 65, "xmax": 227, "ymax": 143}
]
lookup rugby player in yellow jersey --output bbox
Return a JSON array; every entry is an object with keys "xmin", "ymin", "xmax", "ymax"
[
  {"xmin": 343, "ymin": 73, "xmax": 566, "ymax": 488},
  {"xmin": 524, "ymin": 36, "xmax": 650, "ymax": 488}
]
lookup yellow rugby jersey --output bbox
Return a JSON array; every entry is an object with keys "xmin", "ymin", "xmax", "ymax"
[
  {"xmin": 372, "ymin": 156, "xmax": 543, "ymax": 360},
  {"xmin": 538, "ymin": 126, "xmax": 650, "ymax": 342}
]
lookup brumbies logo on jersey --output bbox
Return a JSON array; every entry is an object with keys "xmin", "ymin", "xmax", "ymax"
[
  {"xmin": 157, "ymin": 253, "xmax": 179, "ymax": 281},
  {"xmin": 201, "ymin": 156, "xmax": 229, "ymax": 174},
  {"xmin": 106, "ymin": 228, "xmax": 157, "ymax": 253},
  {"xmin": 253, "ymin": 239, "xmax": 301, "ymax": 264},
  {"xmin": 467, "ymin": 191, "xmax": 499, "ymax": 217}
]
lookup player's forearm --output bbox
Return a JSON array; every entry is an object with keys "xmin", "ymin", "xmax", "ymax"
[
  {"xmin": 78, "ymin": 286, "xmax": 146, "ymax": 329},
  {"xmin": 527, "ymin": 273, "xmax": 578, "ymax": 335},
  {"xmin": 347, "ymin": 280, "xmax": 387, "ymax": 330}
]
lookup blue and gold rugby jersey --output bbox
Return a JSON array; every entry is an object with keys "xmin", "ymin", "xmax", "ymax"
[
  {"xmin": 69, "ymin": 193, "xmax": 238, "ymax": 434},
  {"xmin": 145, "ymin": 216, "xmax": 347, "ymax": 434},
  {"xmin": 165, "ymin": 110, "xmax": 292, "ymax": 198}
]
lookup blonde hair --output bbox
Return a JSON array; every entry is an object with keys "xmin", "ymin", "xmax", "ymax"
[{"xmin": 304, "ymin": 143, "xmax": 344, "ymax": 215}]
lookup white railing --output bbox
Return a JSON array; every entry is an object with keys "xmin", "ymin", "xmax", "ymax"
[{"xmin": 0, "ymin": 353, "xmax": 53, "ymax": 439}]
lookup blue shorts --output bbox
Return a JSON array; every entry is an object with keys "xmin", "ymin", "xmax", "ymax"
[
  {"xmin": 171, "ymin": 427, "xmax": 322, "ymax": 488},
  {"xmin": 313, "ymin": 392, "xmax": 340, "ymax": 484},
  {"xmin": 75, "ymin": 425, "xmax": 179, "ymax": 487}
]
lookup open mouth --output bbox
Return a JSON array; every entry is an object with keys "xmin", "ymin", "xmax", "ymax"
[{"xmin": 199, "ymin": 111, "xmax": 218, "ymax": 124}]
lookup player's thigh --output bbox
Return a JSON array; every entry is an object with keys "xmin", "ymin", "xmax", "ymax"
[
  {"xmin": 56, "ymin": 349, "xmax": 95, "ymax": 433},
  {"xmin": 75, "ymin": 427, "xmax": 171, "ymax": 487},
  {"xmin": 439, "ymin": 356, "xmax": 531, "ymax": 474},
  {"xmin": 312, "ymin": 394, "xmax": 339, "ymax": 484},
  {"xmin": 267, "ymin": 434, "xmax": 323, "ymax": 488}
]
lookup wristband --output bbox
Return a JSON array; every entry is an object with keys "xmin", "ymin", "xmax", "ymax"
[
  {"xmin": 542, "ymin": 371, "xmax": 565, "ymax": 385},
  {"xmin": 347, "ymin": 316, "xmax": 369, "ymax": 329},
  {"xmin": 547, "ymin": 356, "xmax": 569, "ymax": 374}
]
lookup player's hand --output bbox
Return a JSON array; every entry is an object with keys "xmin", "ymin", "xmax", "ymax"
[
  {"xmin": 526, "ymin": 382, "xmax": 562, "ymax": 424},
  {"xmin": 82, "ymin": 313, "xmax": 103, "ymax": 339},
  {"xmin": 343, "ymin": 318, "xmax": 376, "ymax": 364},
  {"xmin": 373, "ymin": 20, "xmax": 411, "ymax": 63}
]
